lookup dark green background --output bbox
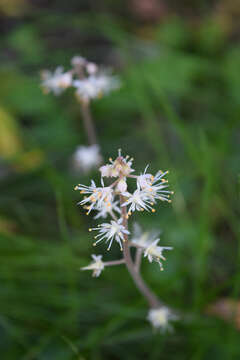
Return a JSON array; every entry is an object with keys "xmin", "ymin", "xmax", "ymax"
[{"xmin": 0, "ymin": 0, "xmax": 240, "ymax": 359}]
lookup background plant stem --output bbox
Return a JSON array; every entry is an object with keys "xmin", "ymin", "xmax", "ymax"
[{"xmin": 80, "ymin": 102, "xmax": 98, "ymax": 145}]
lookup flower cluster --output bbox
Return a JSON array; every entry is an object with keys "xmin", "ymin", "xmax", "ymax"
[
  {"xmin": 77, "ymin": 150, "xmax": 176, "ymax": 331},
  {"xmin": 75, "ymin": 150, "xmax": 173, "ymax": 254},
  {"xmin": 41, "ymin": 55, "xmax": 120, "ymax": 103}
]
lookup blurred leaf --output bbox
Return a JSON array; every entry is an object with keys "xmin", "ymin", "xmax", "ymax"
[
  {"xmin": 0, "ymin": 107, "xmax": 22, "ymax": 157},
  {"xmin": 155, "ymin": 17, "xmax": 191, "ymax": 49},
  {"xmin": 14, "ymin": 148, "xmax": 45, "ymax": 172},
  {"xmin": 197, "ymin": 18, "xmax": 227, "ymax": 54},
  {"xmin": 7, "ymin": 25, "xmax": 45, "ymax": 64},
  {"xmin": 0, "ymin": 0, "xmax": 27, "ymax": 16}
]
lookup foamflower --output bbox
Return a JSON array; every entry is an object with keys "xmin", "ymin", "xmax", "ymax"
[
  {"xmin": 81, "ymin": 254, "xmax": 104, "ymax": 277},
  {"xmin": 73, "ymin": 72, "xmax": 120, "ymax": 103},
  {"xmin": 147, "ymin": 306, "xmax": 177, "ymax": 332},
  {"xmin": 131, "ymin": 223, "xmax": 161, "ymax": 248},
  {"xmin": 90, "ymin": 218, "xmax": 129, "ymax": 250},
  {"xmin": 144, "ymin": 239, "xmax": 173, "ymax": 270},
  {"xmin": 41, "ymin": 67, "xmax": 72, "ymax": 95},
  {"xmin": 73, "ymin": 144, "xmax": 102, "ymax": 174}
]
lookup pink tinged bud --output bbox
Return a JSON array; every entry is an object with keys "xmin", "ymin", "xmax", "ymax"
[
  {"xmin": 116, "ymin": 179, "xmax": 127, "ymax": 193},
  {"xmin": 71, "ymin": 55, "xmax": 86, "ymax": 66},
  {"xmin": 86, "ymin": 62, "xmax": 98, "ymax": 74}
]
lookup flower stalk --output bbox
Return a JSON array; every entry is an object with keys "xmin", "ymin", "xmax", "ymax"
[
  {"xmin": 120, "ymin": 194, "xmax": 161, "ymax": 308},
  {"xmin": 80, "ymin": 101, "xmax": 97, "ymax": 145},
  {"xmin": 76, "ymin": 150, "xmax": 176, "ymax": 330}
]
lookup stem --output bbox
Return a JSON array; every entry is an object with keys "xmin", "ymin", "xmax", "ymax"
[
  {"xmin": 135, "ymin": 248, "xmax": 142, "ymax": 272},
  {"xmin": 104, "ymin": 259, "xmax": 125, "ymax": 266},
  {"xmin": 80, "ymin": 102, "xmax": 98, "ymax": 145},
  {"xmin": 120, "ymin": 195, "xmax": 161, "ymax": 309}
]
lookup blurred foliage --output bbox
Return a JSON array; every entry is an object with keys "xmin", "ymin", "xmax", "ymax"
[{"xmin": 0, "ymin": 0, "xmax": 240, "ymax": 359}]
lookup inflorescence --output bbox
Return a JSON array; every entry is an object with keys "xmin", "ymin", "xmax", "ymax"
[
  {"xmin": 41, "ymin": 55, "xmax": 120, "ymax": 103},
  {"xmin": 75, "ymin": 149, "xmax": 176, "ymax": 331},
  {"xmin": 75, "ymin": 149, "xmax": 173, "ymax": 262}
]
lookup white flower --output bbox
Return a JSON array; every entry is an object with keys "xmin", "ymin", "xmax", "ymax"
[
  {"xmin": 100, "ymin": 150, "xmax": 134, "ymax": 178},
  {"xmin": 131, "ymin": 223, "xmax": 161, "ymax": 248},
  {"xmin": 41, "ymin": 67, "xmax": 72, "ymax": 95},
  {"xmin": 75, "ymin": 180, "xmax": 114, "ymax": 215},
  {"xmin": 137, "ymin": 169, "xmax": 173, "ymax": 203},
  {"xmin": 90, "ymin": 218, "xmax": 130, "ymax": 250},
  {"xmin": 94, "ymin": 200, "xmax": 121, "ymax": 219},
  {"xmin": 81, "ymin": 254, "xmax": 104, "ymax": 277},
  {"xmin": 137, "ymin": 165, "xmax": 153, "ymax": 189},
  {"xmin": 144, "ymin": 239, "xmax": 172, "ymax": 270},
  {"xmin": 147, "ymin": 307, "xmax": 176, "ymax": 331},
  {"xmin": 99, "ymin": 164, "xmax": 114, "ymax": 177},
  {"xmin": 121, "ymin": 189, "xmax": 155, "ymax": 214},
  {"xmin": 73, "ymin": 72, "xmax": 119, "ymax": 103},
  {"xmin": 73, "ymin": 144, "xmax": 102, "ymax": 174}
]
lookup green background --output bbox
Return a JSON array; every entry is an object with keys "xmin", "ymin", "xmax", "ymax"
[{"xmin": 0, "ymin": 0, "xmax": 240, "ymax": 359}]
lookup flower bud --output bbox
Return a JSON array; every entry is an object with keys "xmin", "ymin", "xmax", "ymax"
[{"xmin": 116, "ymin": 179, "xmax": 127, "ymax": 193}]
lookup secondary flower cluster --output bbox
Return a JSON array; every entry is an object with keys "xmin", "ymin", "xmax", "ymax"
[{"xmin": 41, "ymin": 55, "xmax": 120, "ymax": 103}]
